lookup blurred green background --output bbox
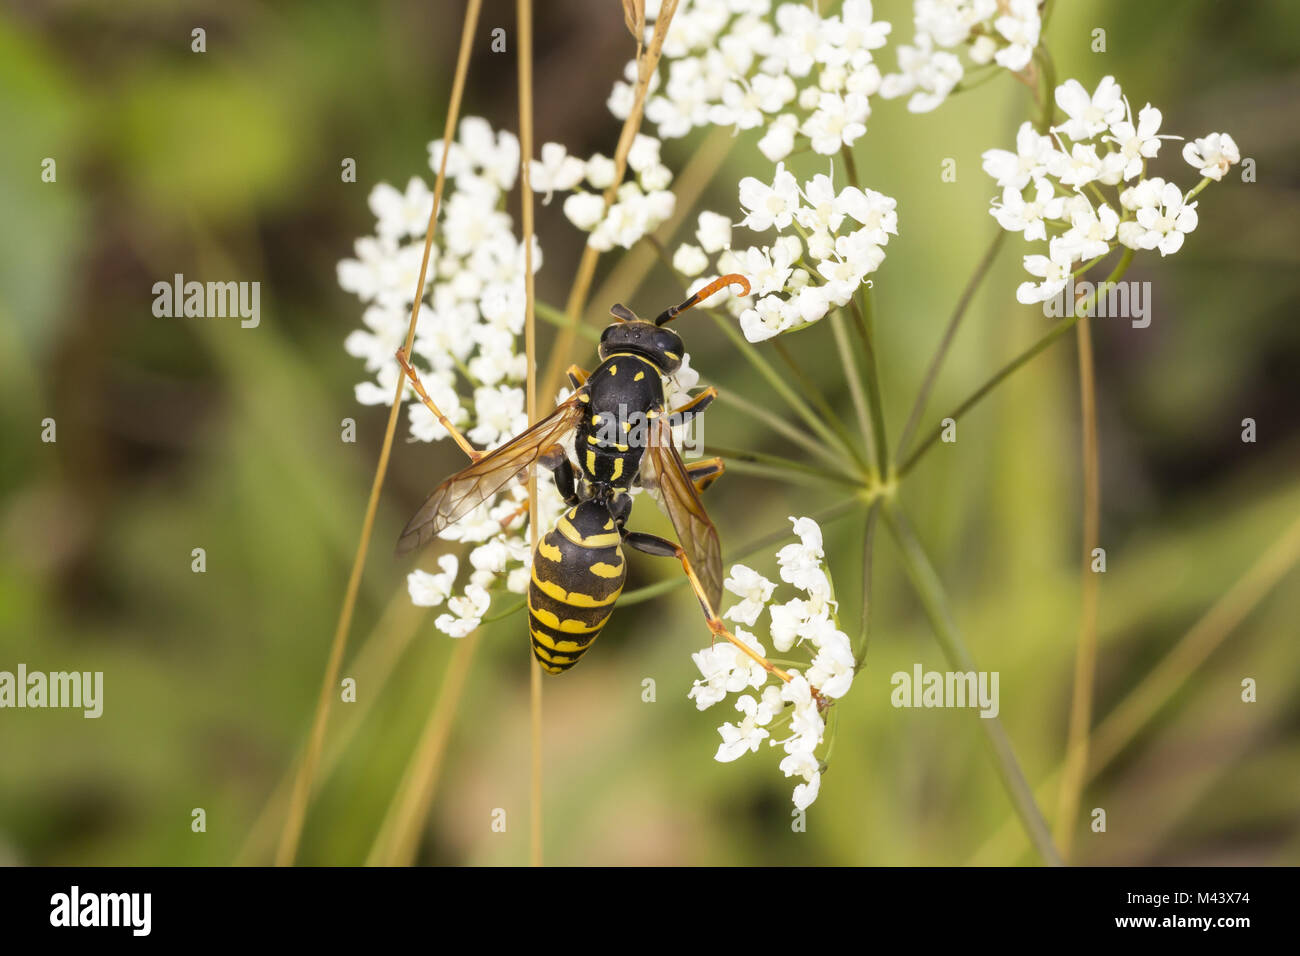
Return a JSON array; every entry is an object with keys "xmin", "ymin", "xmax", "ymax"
[{"xmin": 1, "ymin": 0, "xmax": 1297, "ymax": 866}]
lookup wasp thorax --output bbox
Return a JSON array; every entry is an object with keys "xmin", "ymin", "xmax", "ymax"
[{"xmin": 598, "ymin": 320, "xmax": 683, "ymax": 373}]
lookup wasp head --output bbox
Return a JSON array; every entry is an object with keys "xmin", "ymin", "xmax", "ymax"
[{"xmin": 598, "ymin": 316, "xmax": 684, "ymax": 373}]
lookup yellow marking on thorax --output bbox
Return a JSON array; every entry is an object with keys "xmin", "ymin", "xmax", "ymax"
[
  {"xmin": 634, "ymin": 371, "xmax": 645, "ymax": 381},
  {"xmin": 608, "ymin": 364, "xmax": 617, "ymax": 376},
  {"xmin": 611, "ymin": 457, "xmax": 624, "ymax": 480}
]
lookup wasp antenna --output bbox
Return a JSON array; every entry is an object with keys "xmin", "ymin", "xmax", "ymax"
[
  {"xmin": 654, "ymin": 274, "xmax": 751, "ymax": 325},
  {"xmin": 610, "ymin": 303, "xmax": 637, "ymax": 322}
]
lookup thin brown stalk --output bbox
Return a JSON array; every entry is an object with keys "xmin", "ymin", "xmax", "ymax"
[
  {"xmin": 1054, "ymin": 317, "xmax": 1101, "ymax": 858},
  {"xmin": 972, "ymin": 510, "xmax": 1300, "ymax": 864},
  {"xmin": 237, "ymin": 587, "xmax": 427, "ymax": 864},
  {"xmin": 366, "ymin": 634, "xmax": 480, "ymax": 866},
  {"xmin": 588, "ymin": 126, "xmax": 734, "ymax": 318},
  {"xmin": 516, "ymin": 0, "xmax": 544, "ymax": 869},
  {"xmin": 539, "ymin": 0, "xmax": 682, "ymax": 401},
  {"xmin": 274, "ymin": 0, "xmax": 483, "ymax": 867}
]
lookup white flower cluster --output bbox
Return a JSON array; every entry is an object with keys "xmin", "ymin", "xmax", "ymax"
[
  {"xmin": 615, "ymin": 0, "xmax": 892, "ymax": 161},
  {"xmin": 675, "ymin": 163, "xmax": 897, "ymax": 342},
  {"xmin": 688, "ymin": 517, "xmax": 855, "ymax": 810},
  {"xmin": 980, "ymin": 76, "xmax": 1240, "ymax": 304},
  {"xmin": 534, "ymin": 134, "xmax": 676, "ymax": 251},
  {"xmin": 881, "ymin": 0, "xmax": 1041, "ymax": 113},
  {"xmin": 337, "ymin": 116, "xmax": 559, "ymax": 636}
]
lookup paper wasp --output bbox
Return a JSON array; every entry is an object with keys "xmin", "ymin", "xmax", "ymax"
[{"xmin": 395, "ymin": 274, "xmax": 751, "ymax": 674}]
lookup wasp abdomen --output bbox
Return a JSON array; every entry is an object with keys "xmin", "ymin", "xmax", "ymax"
[{"xmin": 527, "ymin": 502, "xmax": 626, "ymax": 674}]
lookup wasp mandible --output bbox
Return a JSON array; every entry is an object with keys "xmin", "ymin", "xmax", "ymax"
[{"xmin": 394, "ymin": 274, "xmax": 780, "ymax": 677}]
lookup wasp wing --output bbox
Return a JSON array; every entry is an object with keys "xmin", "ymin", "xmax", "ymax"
[
  {"xmin": 639, "ymin": 415, "xmax": 724, "ymax": 611},
  {"xmin": 397, "ymin": 396, "xmax": 584, "ymax": 557}
]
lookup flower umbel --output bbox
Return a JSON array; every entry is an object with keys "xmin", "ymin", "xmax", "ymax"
[{"xmin": 688, "ymin": 517, "xmax": 854, "ymax": 810}]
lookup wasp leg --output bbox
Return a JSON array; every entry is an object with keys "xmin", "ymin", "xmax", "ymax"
[
  {"xmin": 549, "ymin": 456, "xmax": 580, "ymax": 507},
  {"xmin": 665, "ymin": 386, "xmax": 717, "ymax": 429},
  {"xmin": 566, "ymin": 364, "xmax": 591, "ymax": 390},
  {"xmin": 684, "ymin": 457, "xmax": 725, "ymax": 495},
  {"xmin": 394, "ymin": 347, "xmax": 481, "ymax": 462},
  {"xmin": 621, "ymin": 531, "xmax": 817, "ymax": 701}
]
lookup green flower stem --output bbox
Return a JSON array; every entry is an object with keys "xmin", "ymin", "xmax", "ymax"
[
  {"xmin": 619, "ymin": 495, "xmax": 863, "ymax": 606},
  {"xmin": 536, "ymin": 299, "xmax": 600, "ymax": 341},
  {"xmin": 853, "ymin": 498, "xmax": 881, "ymax": 668},
  {"xmin": 712, "ymin": 381, "xmax": 857, "ymax": 475},
  {"xmin": 830, "ymin": 309, "xmax": 879, "ymax": 476},
  {"xmin": 706, "ymin": 308, "xmax": 865, "ymax": 471},
  {"xmin": 849, "ymin": 288, "xmax": 890, "ymax": 476},
  {"xmin": 773, "ymin": 339, "xmax": 871, "ymax": 473},
  {"xmin": 1034, "ymin": 44, "xmax": 1057, "ymax": 134},
  {"xmin": 643, "ymin": 232, "xmax": 864, "ymax": 471},
  {"xmin": 838, "ymin": 143, "xmax": 890, "ymax": 476},
  {"xmin": 482, "ymin": 598, "xmax": 526, "ymax": 623},
  {"xmin": 897, "ymin": 247, "xmax": 1135, "ymax": 478},
  {"xmin": 703, "ymin": 444, "xmax": 865, "ymax": 488},
  {"xmin": 1184, "ymin": 175, "xmax": 1214, "ymax": 202},
  {"xmin": 882, "ymin": 499, "xmax": 1063, "ymax": 867},
  {"xmin": 839, "ymin": 142, "xmax": 861, "ymax": 192},
  {"xmin": 895, "ymin": 228, "xmax": 1006, "ymax": 465}
]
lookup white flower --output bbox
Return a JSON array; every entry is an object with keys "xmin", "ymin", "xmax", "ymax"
[
  {"xmin": 1016, "ymin": 237, "xmax": 1077, "ymax": 304},
  {"xmin": 806, "ymin": 630, "xmax": 855, "ymax": 699},
  {"xmin": 687, "ymin": 628, "xmax": 769, "ymax": 710},
  {"xmin": 1104, "ymin": 102, "xmax": 1172, "ymax": 181},
  {"xmin": 1059, "ymin": 201, "xmax": 1119, "ymax": 261},
  {"xmin": 992, "ymin": 0, "xmax": 1040, "ymax": 72},
  {"xmin": 1054, "ymin": 76, "xmax": 1125, "ymax": 141},
  {"xmin": 723, "ymin": 564, "xmax": 777, "ymax": 626},
  {"xmin": 837, "ymin": 186, "xmax": 899, "ymax": 243},
  {"xmin": 585, "ymin": 153, "xmax": 617, "ymax": 189},
  {"xmin": 627, "ymin": 134, "xmax": 662, "ymax": 174},
  {"xmin": 435, "ymin": 583, "xmax": 490, "ymax": 637},
  {"xmin": 407, "ymin": 554, "xmax": 459, "ymax": 607},
  {"xmin": 563, "ymin": 191, "xmax": 605, "ymax": 230},
  {"xmin": 780, "ymin": 745, "xmax": 822, "ymax": 810},
  {"xmin": 982, "ymin": 121, "xmax": 1055, "ymax": 191},
  {"xmin": 695, "ymin": 211, "xmax": 733, "ymax": 254},
  {"xmin": 369, "ymin": 177, "xmax": 434, "ymax": 241},
  {"xmin": 801, "ymin": 91, "xmax": 870, "ymax": 155},
  {"xmin": 1128, "ymin": 180, "xmax": 1199, "ymax": 256},
  {"xmin": 758, "ymin": 112, "xmax": 800, "ymax": 162},
  {"xmin": 990, "ymin": 178, "xmax": 1064, "ymax": 242},
  {"xmin": 715, "ymin": 693, "xmax": 775, "ymax": 762},
  {"xmin": 1047, "ymin": 142, "xmax": 1104, "ymax": 189},
  {"xmin": 1182, "ymin": 132, "xmax": 1240, "ymax": 181},
  {"xmin": 738, "ymin": 294, "xmax": 792, "ymax": 343},
  {"xmin": 673, "ymin": 242, "xmax": 709, "ymax": 277},
  {"xmin": 468, "ymin": 384, "xmax": 527, "ymax": 448},
  {"xmin": 738, "ymin": 163, "xmax": 800, "ymax": 232},
  {"xmin": 880, "ymin": 32, "xmax": 963, "ymax": 114},
  {"xmin": 530, "ymin": 142, "xmax": 585, "ymax": 204}
]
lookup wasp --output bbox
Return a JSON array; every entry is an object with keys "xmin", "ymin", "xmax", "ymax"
[{"xmin": 394, "ymin": 274, "xmax": 750, "ymax": 674}]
